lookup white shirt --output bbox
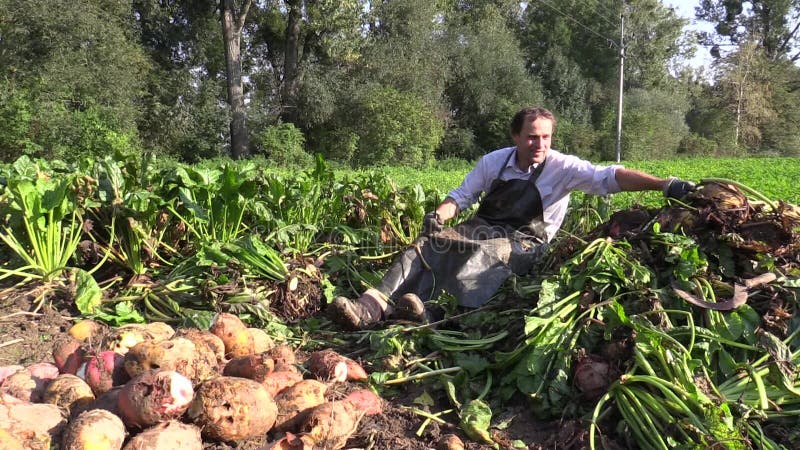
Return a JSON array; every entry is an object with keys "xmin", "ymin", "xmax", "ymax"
[{"xmin": 447, "ymin": 147, "xmax": 623, "ymax": 241}]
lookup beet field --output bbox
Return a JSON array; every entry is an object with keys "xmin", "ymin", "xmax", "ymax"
[{"xmin": 2, "ymin": 154, "xmax": 800, "ymax": 449}]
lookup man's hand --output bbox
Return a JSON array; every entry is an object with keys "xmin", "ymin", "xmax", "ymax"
[
  {"xmin": 422, "ymin": 211, "xmax": 443, "ymax": 236},
  {"xmin": 664, "ymin": 177, "xmax": 695, "ymax": 200}
]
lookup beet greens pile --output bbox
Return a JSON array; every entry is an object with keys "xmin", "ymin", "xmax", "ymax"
[{"xmin": 377, "ymin": 180, "xmax": 800, "ymax": 449}]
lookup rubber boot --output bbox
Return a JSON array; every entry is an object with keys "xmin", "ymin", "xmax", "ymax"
[
  {"xmin": 392, "ymin": 293, "xmax": 427, "ymax": 323},
  {"xmin": 329, "ymin": 288, "xmax": 392, "ymax": 330}
]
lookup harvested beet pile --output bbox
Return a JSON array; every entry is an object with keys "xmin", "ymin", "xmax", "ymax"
[
  {"xmin": 492, "ymin": 180, "xmax": 800, "ymax": 448},
  {"xmin": 0, "ymin": 312, "xmax": 381, "ymax": 450}
]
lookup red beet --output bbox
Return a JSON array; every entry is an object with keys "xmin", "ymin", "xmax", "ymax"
[
  {"xmin": 117, "ymin": 370, "xmax": 194, "ymax": 429},
  {"xmin": 84, "ymin": 351, "xmax": 129, "ymax": 396}
]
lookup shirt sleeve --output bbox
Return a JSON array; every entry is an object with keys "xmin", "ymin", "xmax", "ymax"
[
  {"xmin": 562, "ymin": 157, "xmax": 624, "ymax": 195},
  {"xmin": 446, "ymin": 154, "xmax": 493, "ymax": 210}
]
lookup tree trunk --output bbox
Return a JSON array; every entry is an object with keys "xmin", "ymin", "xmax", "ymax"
[
  {"xmin": 280, "ymin": 0, "xmax": 303, "ymax": 124},
  {"xmin": 221, "ymin": 0, "xmax": 252, "ymax": 159}
]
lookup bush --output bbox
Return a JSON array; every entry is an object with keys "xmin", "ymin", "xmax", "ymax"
[
  {"xmin": 554, "ymin": 120, "xmax": 602, "ymax": 160},
  {"xmin": 347, "ymin": 86, "xmax": 445, "ymax": 168},
  {"xmin": 438, "ymin": 128, "xmax": 481, "ymax": 160},
  {"xmin": 254, "ymin": 123, "xmax": 312, "ymax": 169},
  {"xmin": 677, "ymin": 134, "xmax": 718, "ymax": 157}
]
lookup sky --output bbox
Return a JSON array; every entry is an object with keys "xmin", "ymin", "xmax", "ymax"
[{"xmin": 663, "ymin": 0, "xmax": 716, "ymax": 69}]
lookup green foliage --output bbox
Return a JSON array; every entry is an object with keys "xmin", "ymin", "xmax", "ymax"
[
  {"xmin": 254, "ymin": 123, "xmax": 312, "ymax": 168},
  {"xmin": 620, "ymin": 87, "xmax": 691, "ymax": 160},
  {"xmin": 445, "ymin": 4, "xmax": 544, "ymax": 151},
  {"xmin": 0, "ymin": 0, "xmax": 150, "ymax": 161},
  {"xmin": 0, "ymin": 158, "xmax": 85, "ymax": 281},
  {"xmin": 438, "ymin": 128, "xmax": 481, "ymax": 160},
  {"xmin": 346, "ymin": 86, "xmax": 445, "ymax": 168},
  {"xmin": 0, "ymin": 80, "xmax": 41, "ymax": 158},
  {"xmin": 677, "ymin": 133, "xmax": 719, "ymax": 157}
]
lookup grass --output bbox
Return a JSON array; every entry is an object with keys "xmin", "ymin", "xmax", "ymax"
[{"xmin": 370, "ymin": 157, "xmax": 800, "ymax": 208}]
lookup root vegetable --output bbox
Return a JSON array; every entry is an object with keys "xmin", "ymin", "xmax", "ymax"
[
  {"xmin": 2, "ymin": 363, "xmax": 58, "ymax": 403},
  {"xmin": 124, "ymin": 338, "xmax": 199, "ymax": 382},
  {"xmin": 248, "ymin": 327, "xmax": 274, "ymax": 353},
  {"xmin": 0, "ymin": 394, "xmax": 66, "ymax": 450},
  {"xmin": 343, "ymin": 389, "xmax": 383, "ymax": 415},
  {"xmin": 263, "ymin": 432, "xmax": 315, "ymax": 450},
  {"xmin": 144, "ymin": 322, "xmax": 175, "ymax": 341},
  {"xmin": 175, "ymin": 328, "xmax": 225, "ymax": 374},
  {"xmin": 117, "ymin": 370, "xmax": 194, "ymax": 429},
  {"xmin": 261, "ymin": 369, "xmax": 303, "ymax": 397},
  {"xmin": 2, "ymin": 371, "xmax": 38, "ymax": 402},
  {"xmin": 43, "ymin": 374, "xmax": 95, "ymax": 417},
  {"xmin": 61, "ymin": 409, "xmax": 125, "ymax": 450},
  {"xmin": 437, "ymin": 434, "xmax": 465, "ymax": 450},
  {"xmin": 306, "ymin": 350, "xmax": 347, "ymax": 382},
  {"xmin": 268, "ymin": 345, "xmax": 296, "ymax": 366},
  {"xmin": 121, "ymin": 420, "xmax": 202, "ymax": 450},
  {"xmin": 187, "ymin": 376, "xmax": 277, "ymax": 441},
  {"xmin": 0, "ymin": 428, "xmax": 26, "ymax": 450},
  {"xmin": 84, "ymin": 351, "xmax": 129, "ymax": 396},
  {"xmin": 52, "ymin": 336, "xmax": 85, "ymax": 374},
  {"xmin": 343, "ymin": 358, "xmax": 368, "ymax": 381},
  {"xmin": 209, "ymin": 313, "xmax": 254, "ymax": 358},
  {"xmin": 573, "ymin": 354, "xmax": 615, "ymax": 401},
  {"xmin": 300, "ymin": 401, "xmax": 363, "ymax": 450},
  {"xmin": 0, "ymin": 365, "xmax": 23, "ymax": 383},
  {"xmin": 273, "ymin": 379, "xmax": 327, "ymax": 432},
  {"xmin": 68, "ymin": 320, "xmax": 103, "ymax": 342},
  {"xmin": 307, "ymin": 349, "xmax": 366, "ymax": 382},
  {"xmin": 74, "ymin": 385, "xmax": 123, "ymax": 419},
  {"xmin": 27, "ymin": 362, "xmax": 60, "ymax": 380},
  {"xmin": 222, "ymin": 354, "xmax": 274, "ymax": 382},
  {"xmin": 102, "ymin": 325, "xmax": 153, "ymax": 355}
]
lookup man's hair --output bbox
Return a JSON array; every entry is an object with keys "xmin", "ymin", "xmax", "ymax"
[{"xmin": 510, "ymin": 107, "xmax": 556, "ymax": 135}]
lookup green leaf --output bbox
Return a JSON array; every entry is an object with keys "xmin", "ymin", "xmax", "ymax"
[
  {"xmin": 92, "ymin": 302, "xmax": 145, "ymax": 326},
  {"xmin": 74, "ymin": 269, "xmax": 103, "ymax": 314},
  {"xmin": 455, "ymin": 353, "xmax": 490, "ymax": 377},
  {"xmin": 412, "ymin": 391, "xmax": 435, "ymax": 407},
  {"xmin": 459, "ymin": 399, "xmax": 496, "ymax": 446}
]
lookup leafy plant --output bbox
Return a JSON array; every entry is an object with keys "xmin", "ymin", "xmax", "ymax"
[{"xmin": 0, "ymin": 166, "xmax": 87, "ymax": 283}]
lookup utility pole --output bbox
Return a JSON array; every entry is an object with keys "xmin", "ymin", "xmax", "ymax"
[{"xmin": 615, "ymin": 11, "xmax": 625, "ymax": 163}]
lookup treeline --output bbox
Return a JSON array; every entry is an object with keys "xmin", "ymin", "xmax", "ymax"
[{"xmin": 1, "ymin": 0, "xmax": 799, "ymax": 167}]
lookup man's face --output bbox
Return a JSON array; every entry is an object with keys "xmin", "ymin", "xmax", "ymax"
[{"xmin": 512, "ymin": 117, "xmax": 553, "ymax": 169}]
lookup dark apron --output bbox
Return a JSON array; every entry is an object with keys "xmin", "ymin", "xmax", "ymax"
[{"xmin": 377, "ymin": 149, "xmax": 549, "ymax": 307}]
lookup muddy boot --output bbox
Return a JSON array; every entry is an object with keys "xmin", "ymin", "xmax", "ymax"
[
  {"xmin": 392, "ymin": 293, "xmax": 427, "ymax": 323},
  {"xmin": 328, "ymin": 289, "xmax": 391, "ymax": 330}
]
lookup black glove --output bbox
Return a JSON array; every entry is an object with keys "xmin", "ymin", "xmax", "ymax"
[
  {"xmin": 422, "ymin": 211, "xmax": 443, "ymax": 236},
  {"xmin": 664, "ymin": 177, "xmax": 695, "ymax": 200}
]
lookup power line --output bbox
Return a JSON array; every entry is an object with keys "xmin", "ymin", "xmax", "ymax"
[
  {"xmin": 583, "ymin": 0, "xmax": 620, "ymax": 29},
  {"xmin": 532, "ymin": 0, "xmax": 620, "ymax": 48}
]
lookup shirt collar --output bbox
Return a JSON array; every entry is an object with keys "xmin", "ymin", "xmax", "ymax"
[{"xmin": 507, "ymin": 148, "xmax": 538, "ymax": 173}]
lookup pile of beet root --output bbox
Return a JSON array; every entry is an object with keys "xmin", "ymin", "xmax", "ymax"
[{"xmin": 0, "ymin": 312, "xmax": 380, "ymax": 450}]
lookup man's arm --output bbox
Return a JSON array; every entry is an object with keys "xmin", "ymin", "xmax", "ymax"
[{"xmin": 614, "ymin": 168, "xmax": 670, "ymax": 192}]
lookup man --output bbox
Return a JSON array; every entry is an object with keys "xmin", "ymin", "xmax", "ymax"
[{"xmin": 330, "ymin": 106, "xmax": 694, "ymax": 329}]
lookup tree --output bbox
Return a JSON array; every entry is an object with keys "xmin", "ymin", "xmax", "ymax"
[
  {"xmin": 696, "ymin": 0, "xmax": 800, "ymax": 61},
  {"xmin": 221, "ymin": 0, "xmax": 253, "ymax": 159},
  {"xmin": 444, "ymin": 3, "xmax": 544, "ymax": 153},
  {"xmin": 0, "ymin": 0, "xmax": 150, "ymax": 160},
  {"xmin": 133, "ymin": 0, "xmax": 230, "ymax": 160},
  {"xmin": 714, "ymin": 40, "xmax": 776, "ymax": 150},
  {"xmin": 248, "ymin": 0, "xmax": 364, "ymax": 126}
]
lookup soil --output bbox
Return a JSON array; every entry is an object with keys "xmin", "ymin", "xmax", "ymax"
[{"xmin": 0, "ymin": 289, "xmax": 561, "ymax": 450}]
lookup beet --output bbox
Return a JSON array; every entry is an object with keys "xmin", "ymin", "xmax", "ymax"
[
  {"xmin": 573, "ymin": 354, "xmax": 615, "ymax": 400},
  {"xmin": 187, "ymin": 376, "xmax": 277, "ymax": 441},
  {"xmin": 84, "ymin": 351, "xmax": 129, "ymax": 396},
  {"xmin": 117, "ymin": 370, "xmax": 194, "ymax": 429}
]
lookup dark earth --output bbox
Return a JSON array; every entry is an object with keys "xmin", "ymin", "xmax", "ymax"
[{"xmin": 0, "ymin": 287, "xmax": 571, "ymax": 450}]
